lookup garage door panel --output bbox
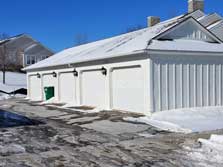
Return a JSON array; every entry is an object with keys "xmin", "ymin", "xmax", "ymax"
[
  {"xmin": 59, "ymin": 73, "xmax": 76, "ymax": 103},
  {"xmin": 82, "ymin": 70, "xmax": 106, "ymax": 108},
  {"xmin": 29, "ymin": 76, "xmax": 42, "ymax": 101},
  {"xmin": 43, "ymin": 74, "xmax": 57, "ymax": 100},
  {"xmin": 112, "ymin": 66, "xmax": 144, "ymax": 113},
  {"xmin": 43, "ymin": 75, "xmax": 56, "ymax": 87}
]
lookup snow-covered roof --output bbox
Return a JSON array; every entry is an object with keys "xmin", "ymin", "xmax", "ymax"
[
  {"xmin": 24, "ymin": 18, "xmax": 180, "ymax": 71},
  {"xmin": 24, "ymin": 10, "xmax": 223, "ymax": 71}
]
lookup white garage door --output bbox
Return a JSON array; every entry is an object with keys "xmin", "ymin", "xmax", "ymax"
[
  {"xmin": 81, "ymin": 70, "xmax": 106, "ymax": 108},
  {"xmin": 111, "ymin": 66, "xmax": 144, "ymax": 113},
  {"xmin": 59, "ymin": 72, "xmax": 76, "ymax": 103},
  {"xmin": 29, "ymin": 75, "xmax": 42, "ymax": 101},
  {"xmin": 43, "ymin": 74, "xmax": 57, "ymax": 100}
]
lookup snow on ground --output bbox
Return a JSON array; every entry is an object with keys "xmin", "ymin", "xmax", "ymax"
[
  {"xmin": 0, "ymin": 71, "xmax": 26, "ymax": 93},
  {"xmin": 184, "ymin": 134, "xmax": 223, "ymax": 166},
  {"xmin": 0, "ymin": 72, "xmax": 26, "ymax": 100},
  {"xmin": 124, "ymin": 106, "xmax": 223, "ymax": 133}
]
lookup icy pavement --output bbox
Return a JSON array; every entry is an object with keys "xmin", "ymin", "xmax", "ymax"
[{"xmin": 0, "ymin": 98, "xmax": 223, "ymax": 166}]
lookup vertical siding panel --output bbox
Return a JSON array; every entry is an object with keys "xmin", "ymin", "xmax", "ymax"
[
  {"xmin": 187, "ymin": 64, "xmax": 190, "ymax": 107},
  {"xmin": 173, "ymin": 64, "xmax": 176, "ymax": 109},
  {"xmin": 209, "ymin": 64, "xmax": 215, "ymax": 106},
  {"xmin": 185, "ymin": 64, "xmax": 191, "ymax": 107},
  {"xmin": 189, "ymin": 64, "xmax": 195, "ymax": 107},
  {"xmin": 180, "ymin": 64, "xmax": 183, "ymax": 108},
  {"xmin": 213, "ymin": 64, "xmax": 216, "ymax": 106},
  {"xmin": 216, "ymin": 64, "xmax": 221, "ymax": 106},
  {"xmin": 207, "ymin": 64, "xmax": 210, "ymax": 106},
  {"xmin": 196, "ymin": 64, "xmax": 201, "ymax": 107},
  {"xmin": 180, "ymin": 64, "xmax": 184, "ymax": 108},
  {"xmin": 203, "ymin": 64, "xmax": 208, "ymax": 106},
  {"xmin": 166, "ymin": 64, "xmax": 169, "ymax": 110},
  {"xmin": 176, "ymin": 64, "xmax": 182, "ymax": 108},
  {"xmin": 182, "ymin": 64, "xmax": 187, "ymax": 108},
  {"xmin": 153, "ymin": 61, "xmax": 158, "ymax": 112},
  {"xmin": 194, "ymin": 64, "xmax": 197, "ymax": 107},
  {"xmin": 200, "ymin": 64, "xmax": 203, "ymax": 106},
  {"xmin": 158, "ymin": 63, "xmax": 162, "ymax": 111},
  {"xmin": 221, "ymin": 64, "xmax": 223, "ymax": 105},
  {"xmin": 220, "ymin": 65, "xmax": 222, "ymax": 106},
  {"xmin": 161, "ymin": 63, "xmax": 167, "ymax": 111},
  {"xmin": 168, "ymin": 64, "xmax": 174, "ymax": 110}
]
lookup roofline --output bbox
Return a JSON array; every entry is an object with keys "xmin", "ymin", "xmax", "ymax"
[
  {"xmin": 148, "ymin": 49, "xmax": 223, "ymax": 56},
  {"xmin": 152, "ymin": 16, "xmax": 223, "ymax": 43},
  {"xmin": 21, "ymin": 34, "xmax": 55, "ymax": 54},
  {"xmin": 191, "ymin": 16, "xmax": 223, "ymax": 43},
  {"xmin": 0, "ymin": 33, "xmax": 54, "ymax": 54},
  {"xmin": 23, "ymin": 50, "xmax": 147, "ymax": 71},
  {"xmin": 24, "ymin": 47, "xmax": 223, "ymax": 72}
]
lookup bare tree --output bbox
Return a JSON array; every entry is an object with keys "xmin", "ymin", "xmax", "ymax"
[
  {"xmin": 74, "ymin": 33, "xmax": 88, "ymax": 46},
  {"xmin": 0, "ymin": 33, "xmax": 10, "ymax": 84}
]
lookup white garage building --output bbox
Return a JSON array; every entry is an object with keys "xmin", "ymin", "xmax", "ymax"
[{"xmin": 24, "ymin": 4, "xmax": 223, "ymax": 115}]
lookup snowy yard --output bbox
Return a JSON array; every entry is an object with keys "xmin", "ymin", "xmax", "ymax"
[
  {"xmin": 0, "ymin": 72, "xmax": 26, "ymax": 100},
  {"xmin": 125, "ymin": 106, "xmax": 223, "ymax": 133},
  {"xmin": 0, "ymin": 72, "xmax": 26, "ymax": 93},
  {"xmin": 184, "ymin": 134, "xmax": 223, "ymax": 166}
]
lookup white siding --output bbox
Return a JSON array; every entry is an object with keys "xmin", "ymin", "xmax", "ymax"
[
  {"xmin": 152, "ymin": 55, "xmax": 223, "ymax": 112},
  {"xmin": 161, "ymin": 20, "xmax": 215, "ymax": 42}
]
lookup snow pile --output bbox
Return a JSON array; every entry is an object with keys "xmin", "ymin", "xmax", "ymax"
[
  {"xmin": 124, "ymin": 106, "xmax": 223, "ymax": 133},
  {"xmin": 0, "ymin": 72, "xmax": 26, "ymax": 101},
  {"xmin": 0, "ymin": 72, "xmax": 26, "ymax": 93},
  {"xmin": 185, "ymin": 135, "xmax": 223, "ymax": 166}
]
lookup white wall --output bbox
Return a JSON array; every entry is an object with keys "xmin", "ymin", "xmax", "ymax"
[
  {"xmin": 27, "ymin": 55, "xmax": 152, "ymax": 114},
  {"xmin": 27, "ymin": 52, "xmax": 223, "ymax": 114},
  {"xmin": 151, "ymin": 53, "xmax": 223, "ymax": 112}
]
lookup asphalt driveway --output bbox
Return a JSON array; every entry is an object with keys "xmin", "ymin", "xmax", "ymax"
[{"xmin": 0, "ymin": 98, "xmax": 222, "ymax": 167}]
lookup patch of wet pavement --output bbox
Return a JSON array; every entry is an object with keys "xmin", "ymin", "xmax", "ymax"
[{"xmin": 0, "ymin": 98, "xmax": 222, "ymax": 167}]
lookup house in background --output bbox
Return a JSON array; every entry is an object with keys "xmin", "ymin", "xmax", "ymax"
[
  {"xmin": 0, "ymin": 34, "xmax": 53, "ymax": 70},
  {"xmin": 24, "ymin": 0, "xmax": 223, "ymax": 115}
]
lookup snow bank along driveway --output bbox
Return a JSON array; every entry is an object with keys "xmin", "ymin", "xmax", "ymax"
[
  {"xmin": 185, "ymin": 134, "xmax": 223, "ymax": 166},
  {"xmin": 124, "ymin": 107, "xmax": 223, "ymax": 133}
]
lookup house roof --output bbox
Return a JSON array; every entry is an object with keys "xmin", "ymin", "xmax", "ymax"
[
  {"xmin": 0, "ymin": 34, "xmax": 54, "ymax": 54},
  {"xmin": 24, "ymin": 10, "xmax": 223, "ymax": 71}
]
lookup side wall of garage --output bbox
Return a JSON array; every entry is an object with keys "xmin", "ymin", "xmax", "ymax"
[
  {"xmin": 151, "ymin": 52, "xmax": 223, "ymax": 112},
  {"xmin": 27, "ymin": 54, "xmax": 152, "ymax": 114}
]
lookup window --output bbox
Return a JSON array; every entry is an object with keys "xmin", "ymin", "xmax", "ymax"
[
  {"xmin": 27, "ymin": 56, "xmax": 31, "ymax": 65},
  {"xmin": 26, "ymin": 56, "xmax": 36, "ymax": 65},
  {"xmin": 31, "ymin": 56, "xmax": 35, "ymax": 64}
]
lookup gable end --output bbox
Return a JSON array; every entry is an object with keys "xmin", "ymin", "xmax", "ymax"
[{"xmin": 154, "ymin": 17, "xmax": 222, "ymax": 43}]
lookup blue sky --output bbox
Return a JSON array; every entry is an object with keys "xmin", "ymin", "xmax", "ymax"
[{"xmin": 1, "ymin": 0, "xmax": 222, "ymax": 52}]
